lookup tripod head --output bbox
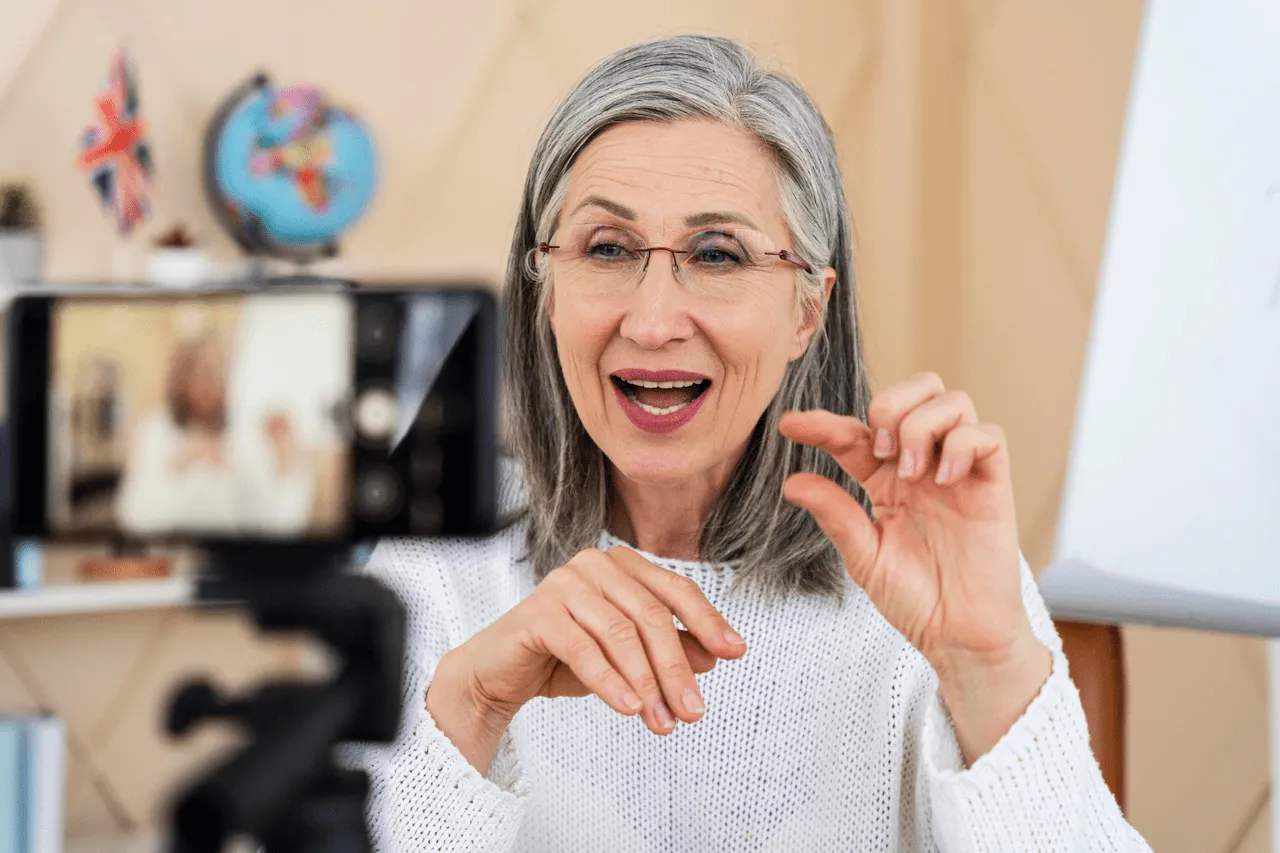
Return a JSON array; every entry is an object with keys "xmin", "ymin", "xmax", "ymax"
[{"xmin": 166, "ymin": 544, "xmax": 405, "ymax": 853}]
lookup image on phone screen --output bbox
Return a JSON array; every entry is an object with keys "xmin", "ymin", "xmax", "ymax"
[{"xmin": 47, "ymin": 291, "xmax": 353, "ymax": 540}]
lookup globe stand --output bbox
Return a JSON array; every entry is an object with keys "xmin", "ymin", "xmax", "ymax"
[{"xmin": 242, "ymin": 214, "xmax": 339, "ymax": 269}]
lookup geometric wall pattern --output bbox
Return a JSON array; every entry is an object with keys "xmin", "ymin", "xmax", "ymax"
[
  {"xmin": 0, "ymin": 0, "xmax": 1270, "ymax": 849},
  {"xmin": 0, "ymin": 601, "xmax": 298, "ymax": 838}
]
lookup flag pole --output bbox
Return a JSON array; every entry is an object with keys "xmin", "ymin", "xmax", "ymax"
[{"xmin": 111, "ymin": 237, "xmax": 133, "ymax": 285}]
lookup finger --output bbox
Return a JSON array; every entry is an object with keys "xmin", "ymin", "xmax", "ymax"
[
  {"xmin": 585, "ymin": 550, "xmax": 712, "ymax": 725},
  {"xmin": 782, "ymin": 472, "xmax": 878, "ymax": 589},
  {"xmin": 935, "ymin": 423, "xmax": 1009, "ymax": 486},
  {"xmin": 606, "ymin": 547, "xmax": 747, "ymax": 661},
  {"xmin": 585, "ymin": 552, "xmax": 722, "ymax": 682},
  {"xmin": 537, "ymin": 606, "xmax": 647, "ymax": 719},
  {"xmin": 895, "ymin": 390, "xmax": 979, "ymax": 482},
  {"xmin": 778, "ymin": 410, "xmax": 879, "ymax": 483},
  {"xmin": 866, "ymin": 372, "xmax": 947, "ymax": 461},
  {"xmin": 561, "ymin": 588, "xmax": 685, "ymax": 733},
  {"xmin": 679, "ymin": 630, "xmax": 717, "ymax": 674}
]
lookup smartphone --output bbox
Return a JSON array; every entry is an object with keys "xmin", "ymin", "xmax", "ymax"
[{"xmin": 6, "ymin": 281, "xmax": 498, "ymax": 545}]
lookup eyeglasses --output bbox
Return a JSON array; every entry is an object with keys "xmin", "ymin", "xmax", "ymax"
[{"xmin": 537, "ymin": 223, "xmax": 813, "ymax": 300}]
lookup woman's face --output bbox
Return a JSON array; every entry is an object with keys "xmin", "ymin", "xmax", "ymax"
[
  {"xmin": 185, "ymin": 343, "xmax": 226, "ymax": 423},
  {"xmin": 548, "ymin": 119, "xmax": 833, "ymax": 488}
]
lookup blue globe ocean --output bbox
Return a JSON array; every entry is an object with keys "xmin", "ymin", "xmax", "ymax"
[{"xmin": 209, "ymin": 83, "xmax": 377, "ymax": 250}]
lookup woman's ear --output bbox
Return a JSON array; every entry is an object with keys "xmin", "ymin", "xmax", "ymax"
[{"xmin": 790, "ymin": 266, "xmax": 836, "ymax": 360}]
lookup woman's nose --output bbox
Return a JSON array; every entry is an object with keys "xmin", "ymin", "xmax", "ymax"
[{"xmin": 617, "ymin": 252, "xmax": 697, "ymax": 349}]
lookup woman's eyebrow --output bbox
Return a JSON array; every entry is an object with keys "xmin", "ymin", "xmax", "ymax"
[
  {"xmin": 571, "ymin": 195, "xmax": 637, "ymax": 220},
  {"xmin": 684, "ymin": 210, "xmax": 759, "ymax": 230},
  {"xmin": 569, "ymin": 197, "xmax": 760, "ymax": 231}
]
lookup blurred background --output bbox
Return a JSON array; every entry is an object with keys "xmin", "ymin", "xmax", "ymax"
[{"xmin": 0, "ymin": 1, "xmax": 1270, "ymax": 851}]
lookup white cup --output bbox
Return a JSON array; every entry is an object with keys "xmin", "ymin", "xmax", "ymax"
[{"xmin": 148, "ymin": 247, "xmax": 215, "ymax": 288}]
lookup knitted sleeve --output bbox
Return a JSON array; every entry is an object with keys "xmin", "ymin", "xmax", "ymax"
[
  {"xmin": 920, "ymin": 556, "xmax": 1153, "ymax": 852},
  {"xmin": 339, "ymin": 537, "xmax": 531, "ymax": 852}
]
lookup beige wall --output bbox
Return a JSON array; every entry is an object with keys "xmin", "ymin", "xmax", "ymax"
[{"xmin": 0, "ymin": 0, "xmax": 1271, "ymax": 849}]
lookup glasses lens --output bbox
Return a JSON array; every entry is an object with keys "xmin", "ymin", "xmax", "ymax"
[
  {"xmin": 679, "ymin": 228, "xmax": 792, "ymax": 299},
  {"xmin": 550, "ymin": 224, "xmax": 647, "ymax": 294},
  {"xmin": 545, "ymin": 224, "xmax": 802, "ymax": 300}
]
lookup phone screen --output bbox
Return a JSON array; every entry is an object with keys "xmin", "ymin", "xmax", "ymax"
[
  {"xmin": 8, "ymin": 284, "xmax": 497, "ymax": 543},
  {"xmin": 47, "ymin": 290, "xmax": 354, "ymax": 540}
]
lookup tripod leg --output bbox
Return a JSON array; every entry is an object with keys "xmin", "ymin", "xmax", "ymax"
[{"xmin": 260, "ymin": 768, "xmax": 372, "ymax": 853}]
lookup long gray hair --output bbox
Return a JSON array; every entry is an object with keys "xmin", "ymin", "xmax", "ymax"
[{"xmin": 504, "ymin": 35, "xmax": 871, "ymax": 602}]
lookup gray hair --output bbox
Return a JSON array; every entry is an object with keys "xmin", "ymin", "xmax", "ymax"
[{"xmin": 504, "ymin": 35, "xmax": 871, "ymax": 602}]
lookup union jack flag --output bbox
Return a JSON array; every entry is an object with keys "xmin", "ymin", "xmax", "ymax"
[{"xmin": 79, "ymin": 50, "xmax": 154, "ymax": 236}]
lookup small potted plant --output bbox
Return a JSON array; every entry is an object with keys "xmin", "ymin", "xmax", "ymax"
[
  {"xmin": 0, "ymin": 182, "xmax": 42, "ymax": 289},
  {"xmin": 148, "ymin": 223, "xmax": 213, "ymax": 288}
]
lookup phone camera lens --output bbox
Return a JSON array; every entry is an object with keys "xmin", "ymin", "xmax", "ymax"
[
  {"xmin": 357, "ymin": 304, "xmax": 398, "ymax": 362},
  {"xmin": 355, "ymin": 466, "xmax": 402, "ymax": 522},
  {"xmin": 354, "ymin": 386, "xmax": 397, "ymax": 443}
]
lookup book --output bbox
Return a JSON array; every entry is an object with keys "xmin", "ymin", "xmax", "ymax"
[
  {"xmin": 27, "ymin": 716, "xmax": 64, "ymax": 853},
  {"xmin": 0, "ymin": 714, "xmax": 65, "ymax": 853},
  {"xmin": 0, "ymin": 720, "xmax": 24, "ymax": 853}
]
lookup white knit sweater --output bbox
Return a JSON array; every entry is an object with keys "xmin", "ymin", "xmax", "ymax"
[{"xmin": 344, "ymin": 473, "xmax": 1151, "ymax": 852}]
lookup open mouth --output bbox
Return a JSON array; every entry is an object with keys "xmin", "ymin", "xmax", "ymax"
[{"xmin": 610, "ymin": 373, "xmax": 712, "ymax": 417}]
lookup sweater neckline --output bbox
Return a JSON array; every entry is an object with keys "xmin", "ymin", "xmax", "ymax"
[{"xmin": 596, "ymin": 530, "xmax": 735, "ymax": 574}]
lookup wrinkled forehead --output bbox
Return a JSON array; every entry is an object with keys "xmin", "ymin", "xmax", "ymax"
[{"xmin": 562, "ymin": 119, "xmax": 788, "ymax": 238}]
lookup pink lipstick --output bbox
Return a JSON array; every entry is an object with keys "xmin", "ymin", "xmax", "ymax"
[{"xmin": 610, "ymin": 369, "xmax": 712, "ymax": 434}]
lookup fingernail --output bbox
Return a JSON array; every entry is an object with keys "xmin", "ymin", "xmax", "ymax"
[
  {"xmin": 898, "ymin": 449, "xmax": 915, "ymax": 478},
  {"xmin": 621, "ymin": 691, "xmax": 643, "ymax": 712},
  {"xmin": 655, "ymin": 702, "xmax": 676, "ymax": 729},
  {"xmin": 935, "ymin": 459, "xmax": 952, "ymax": 484},
  {"xmin": 683, "ymin": 688, "xmax": 705, "ymax": 715},
  {"xmin": 873, "ymin": 429, "xmax": 893, "ymax": 458},
  {"xmin": 724, "ymin": 628, "xmax": 745, "ymax": 646}
]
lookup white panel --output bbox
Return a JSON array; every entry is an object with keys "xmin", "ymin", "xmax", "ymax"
[
  {"xmin": 225, "ymin": 290, "xmax": 352, "ymax": 446},
  {"xmin": 1055, "ymin": 0, "xmax": 1280, "ymax": 609}
]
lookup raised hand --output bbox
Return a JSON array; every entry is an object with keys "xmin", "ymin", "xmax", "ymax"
[{"xmin": 779, "ymin": 372, "xmax": 1051, "ymax": 761}]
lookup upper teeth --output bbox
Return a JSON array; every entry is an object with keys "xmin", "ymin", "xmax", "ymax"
[{"xmin": 621, "ymin": 378, "xmax": 705, "ymax": 389}]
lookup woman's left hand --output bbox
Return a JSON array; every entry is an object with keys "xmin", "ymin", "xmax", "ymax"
[{"xmin": 780, "ymin": 372, "xmax": 1052, "ymax": 763}]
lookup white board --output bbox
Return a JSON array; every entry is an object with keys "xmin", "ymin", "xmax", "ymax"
[{"xmin": 1047, "ymin": 0, "xmax": 1280, "ymax": 629}]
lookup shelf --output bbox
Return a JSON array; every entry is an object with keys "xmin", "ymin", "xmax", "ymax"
[
  {"xmin": 0, "ymin": 577, "xmax": 193, "ymax": 619},
  {"xmin": 66, "ymin": 833, "xmax": 259, "ymax": 853},
  {"xmin": 67, "ymin": 834, "xmax": 162, "ymax": 853}
]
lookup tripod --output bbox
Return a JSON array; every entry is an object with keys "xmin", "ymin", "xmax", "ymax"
[{"xmin": 166, "ymin": 544, "xmax": 405, "ymax": 853}]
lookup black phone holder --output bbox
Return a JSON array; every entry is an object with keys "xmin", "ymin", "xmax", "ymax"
[{"xmin": 165, "ymin": 544, "xmax": 405, "ymax": 853}]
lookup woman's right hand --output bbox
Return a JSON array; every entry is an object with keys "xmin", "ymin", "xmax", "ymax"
[{"xmin": 426, "ymin": 546, "xmax": 747, "ymax": 774}]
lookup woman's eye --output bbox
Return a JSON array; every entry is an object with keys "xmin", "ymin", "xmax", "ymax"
[
  {"xmin": 692, "ymin": 246, "xmax": 742, "ymax": 265},
  {"xmin": 587, "ymin": 243, "xmax": 629, "ymax": 259}
]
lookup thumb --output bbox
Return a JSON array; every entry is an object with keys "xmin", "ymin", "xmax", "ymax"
[{"xmin": 783, "ymin": 472, "xmax": 879, "ymax": 587}]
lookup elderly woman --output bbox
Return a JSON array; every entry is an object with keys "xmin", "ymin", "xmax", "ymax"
[
  {"xmin": 352, "ymin": 36, "xmax": 1151, "ymax": 851},
  {"xmin": 116, "ymin": 333, "xmax": 315, "ymax": 537}
]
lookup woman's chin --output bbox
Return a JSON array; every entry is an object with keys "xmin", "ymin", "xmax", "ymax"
[{"xmin": 606, "ymin": 449, "xmax": 707, "ymax": 489}]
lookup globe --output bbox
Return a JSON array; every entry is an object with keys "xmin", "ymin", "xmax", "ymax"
[{"xmin": 205, "ymin": 75, "xmax": 378, "ymax": 259}]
